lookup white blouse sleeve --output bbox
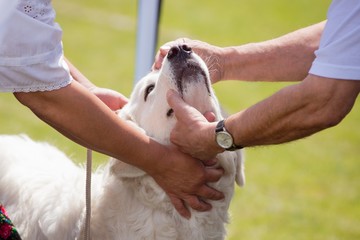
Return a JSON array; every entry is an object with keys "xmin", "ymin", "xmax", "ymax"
[
  {"xmin": 0, "ymin": 0, "xmax": 18, "ymax": 27},
  {"xmin": 309, "ymin": 0, "xmax": 360, "ymax": 80},
  {"xmin": 0, "ymin": 0, "xmax": 72, "ymax": 92}
]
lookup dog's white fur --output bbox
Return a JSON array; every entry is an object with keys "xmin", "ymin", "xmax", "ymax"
[{"xmin": 0, "ymin": 46, "xmax": 244, "ymax": 240}]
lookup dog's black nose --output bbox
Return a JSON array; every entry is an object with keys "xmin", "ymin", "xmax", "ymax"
[{"xmin": 167, "ymin": 45, "xmax": 192, "ymax": 60}]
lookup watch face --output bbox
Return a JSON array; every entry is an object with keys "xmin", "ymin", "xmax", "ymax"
[{"xmin": 216, "ymin": 131, "xmax": 233, "ymax": 149}]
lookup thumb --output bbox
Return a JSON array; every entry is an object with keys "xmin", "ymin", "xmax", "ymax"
[
  {"xmin": 166, "ymin": 89, "xmax": 192, "ymax": 119},
  {"xmin": 152, "ymin": 45, "xmax": 171, "ymax": 70}
]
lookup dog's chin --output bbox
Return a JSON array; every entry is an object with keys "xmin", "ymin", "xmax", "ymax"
[
  {"xmin": 182, "ymin": 80, "xmax": 212, "ymax": 112},
  {"xmin": 176, "ymin": 62, "xmax": 210, "ymax": 94},
  {"xmin": 160, "ymin": 55, "xmax": 213, "ymax": 115}
]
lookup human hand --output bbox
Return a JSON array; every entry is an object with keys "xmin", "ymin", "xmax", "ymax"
[
  {"xmin": 167, "ymin": 90, "xmax": 223, "ymax": 161},
  {"xmin": 152, "ymin": 38, "xmax": 224, "ymax": 83},
  {"xmin": 151, "ymin": 144, "xmax": 224, "ymax": 219},
  {"xmin": 90, "ymin": 87, "xmax": 129, "ymax": 111}
]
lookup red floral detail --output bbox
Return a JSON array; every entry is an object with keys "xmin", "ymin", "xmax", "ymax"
[
  {"xmin": 0, "ymin": 206, "xmax": 8, "ymax": 218},
  {"xmin": 0, "ymin": 223, "xmax": 12, "ymax": 239}
]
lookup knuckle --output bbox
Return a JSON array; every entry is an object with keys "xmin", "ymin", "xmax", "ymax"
[
  {"xmin": 201, "ymin": 186, "xmax": 224, "ymax": 201},
  {"xmin": 187, "ymin": 197, "xmax": 209, "ymax": 212}
]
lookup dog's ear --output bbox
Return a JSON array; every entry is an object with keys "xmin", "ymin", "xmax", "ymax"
[{"xmin": 234, "ymin": 150, "xmax": 245, "ymax": 187}]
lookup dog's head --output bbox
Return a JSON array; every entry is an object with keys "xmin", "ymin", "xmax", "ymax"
[
  {"xmin": 121, "ymin": 45, "xmax": 222, "ymax": 144},
  {"xmin": 114, "ymin": 45, "xmax": 245, "ymax": 186}
]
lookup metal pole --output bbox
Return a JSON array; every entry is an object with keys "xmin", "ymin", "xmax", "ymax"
[{"xmin": 134, "ymin": 0, "xmax": 162, "ymax": 84}]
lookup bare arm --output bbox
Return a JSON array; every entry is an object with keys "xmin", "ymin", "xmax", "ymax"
[
  {"xmin": 167, "ymin": 75, "xmax": 360, "ymax": 160},
  {"xmin": 13, "ymin": 66, "xmax": 224, "ymax": 218},
  {"xmin": 154, "ymin": 21, "xmax": 325, "ymax": 83},
  {"xmin": 220, "ymin": 21, "xmax": 325, "ymax": 82},
  {"xmin": 64, "ymin": 57, "xmax": 129, "ymax": 111},
  {"xmin": 225, "ymin": 76, "xmax": 360, "ymax": 147}
]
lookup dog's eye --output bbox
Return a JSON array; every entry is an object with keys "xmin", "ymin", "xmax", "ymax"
[
  {"xmin": 166, "ymin": 109, "xmax": 174, "ymax": 117},
  {"xmin": 144, "ymin": 84, "xmax": 155, "ymax": 101}
]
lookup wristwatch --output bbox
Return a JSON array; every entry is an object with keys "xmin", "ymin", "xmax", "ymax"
[{"xmin": 215, "ymin": 119, "xmax": 243, "ymax": 151}]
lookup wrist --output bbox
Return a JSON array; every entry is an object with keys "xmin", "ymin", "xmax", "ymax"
[
  {"xmin": 141, "ymin": 140, "xmax": 170, "ymax": 177},
  {"xmin": 215, "ymin": 47, "xmax": 228, "ymax": 83},
  {"xmin": 220, "ymin": 46, "xmax": 244, "ymax": 81},
  {"xmin": 206, "ymin": 122, "xmax": 225, "ymax": 154},
  {"xmin": 214, "ymin": 119, "xmax": 243, "ymax": 151}
]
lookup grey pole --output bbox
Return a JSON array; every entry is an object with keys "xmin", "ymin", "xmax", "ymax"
[{"xmin": 134, "ymin": 0, "xmax": 162, "ymax": 84}]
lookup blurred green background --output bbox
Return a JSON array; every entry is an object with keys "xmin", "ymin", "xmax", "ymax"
[{"xmin": 1, "ymin": 0, "xmax": 359, "ymax": 239}]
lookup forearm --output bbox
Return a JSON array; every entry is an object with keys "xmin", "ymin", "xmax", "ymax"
[
  {"xmin": 225, "ymin": 75, "xmax": 360, "ymax": 147},
  {"xmin": 64, "ymin": 57, "xmax": 96, "ymax": 90},
  {"xmin": 220, "ymin": 21, "xmax": 325, "ymax": 82},
  {"xmin": 64, "ymin": 57, "xmax": 128, "ymax": 110},
  {"xmin": 13, "ymin": 81, "xmax": 163, "ymax": 173}
]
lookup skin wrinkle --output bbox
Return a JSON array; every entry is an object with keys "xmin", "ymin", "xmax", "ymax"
[
  {"xmin": 229, "ymin": 77, "xmax": 359, "ymax": 148},
  {"xmin": 232, "ymin": 83, "xmax": 309, "ymax": 146}
]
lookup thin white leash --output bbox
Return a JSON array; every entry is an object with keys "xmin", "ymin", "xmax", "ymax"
[{"xmin": 84, "ymin": 149, "xmax": 92, "ymax": 240}]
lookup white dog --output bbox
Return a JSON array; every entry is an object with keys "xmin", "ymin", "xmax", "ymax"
[{"xmin": 0, "ymin": 45, "xmax": 245, "ymax": 240}]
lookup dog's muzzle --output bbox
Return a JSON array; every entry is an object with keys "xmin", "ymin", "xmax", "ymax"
[{"xmin": 167, "ymin": 45, "xmax": 210, "ymax": 95}]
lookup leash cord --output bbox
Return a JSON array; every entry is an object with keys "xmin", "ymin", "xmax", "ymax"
[{"xmin": 84, "ymin": 149, "xmax": 92, "ymax": 240}]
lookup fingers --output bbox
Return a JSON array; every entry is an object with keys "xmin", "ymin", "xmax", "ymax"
[
  {"xmin": 166, "ymin": 89, "xmax": 225, "ymax": 217},
  {"xmin": 91, "ymin": 87, "xmax": 129, "ymax": 111},
  {"xmin": 184, "ymin": 195, "xmax": 212, "ymax": 212},
  {"xmin": 153, "ymin": 38, "xmax": 192, "ymax": 70},
  {"xmin": 198, "ymin": 168, "xmax": 225, "ymax": 201},
  {"xmin": 170, "ymin": 186, "xmax": 224, "ymax": 219},
  {"xmin": 111, "ymin": 92, "xmax": 129, "ymax": 110},
  {"xmin": 170, "ymin": 194, "xmax": 214, "ymax": 220},
  {"xmin": 202, "ymin": 158, "xmax": 218, "ymax": 166},
  {"xmin": 166, "ymin": 89, "xmax": 181, "ymax": 106},
  {"xmin": 205, "ymin": 166, "xmax": 224, "ymax": 182},
  {"xmin": 179, "ymin": 184, "xmax": 224, "ymax": 218},
  {"xmin": 152, "ymin": 45, "xmax": 171, "ymax": 70},
  {"xmin": 167, "ymin": 89, "xmax": 192, "ymax": 118},
  {"xmin": 169, "ymin": 195, "xmax": 191, "ymax": 219},
  {"xmin": 185, "ymin": 168, "xmax": 225, "ymax": 212},
  {"xmin": 167, "ymin": 90, "xmax": 215, "ymax": 124},
  {"xmin": 166, "ymin": 161, "xmax": 224, "ymax": 219},
  {"xmin": 198, "ymin": 185, "xmax": 224, "ymax": 201}
]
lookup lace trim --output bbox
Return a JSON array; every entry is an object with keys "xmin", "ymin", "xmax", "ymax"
[{"xmin": 5, "ymin": 79, "xmax": 72, "ymax": 93}]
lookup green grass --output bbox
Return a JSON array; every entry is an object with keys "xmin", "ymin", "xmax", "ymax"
[{"xmin": 1, "ymin": 0, "xmax": 360, "ymax": 239}]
